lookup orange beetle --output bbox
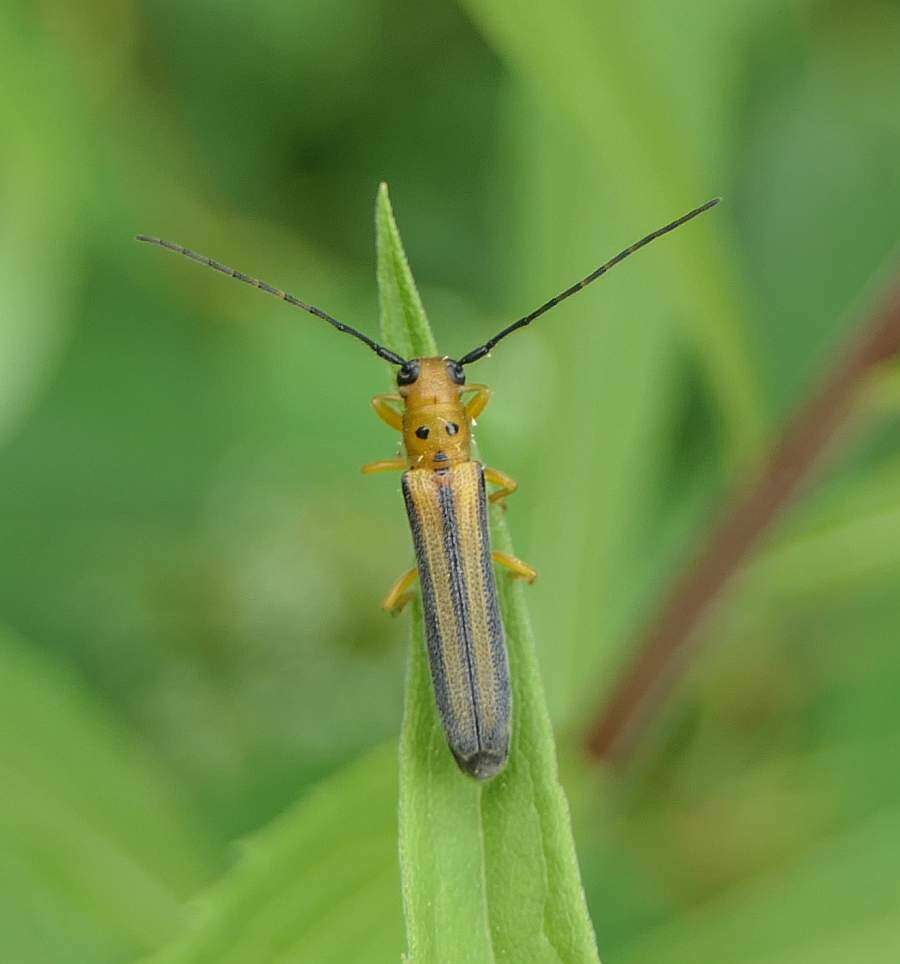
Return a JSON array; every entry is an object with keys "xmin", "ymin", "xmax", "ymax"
[{"xmin": 137, "ymin": 196, "xmax": 718, "ymax": 779}]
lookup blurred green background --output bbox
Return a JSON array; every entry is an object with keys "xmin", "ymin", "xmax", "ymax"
[{"xmin": 3, "ymin": 0, "xmax": 900, "ymax": 961}]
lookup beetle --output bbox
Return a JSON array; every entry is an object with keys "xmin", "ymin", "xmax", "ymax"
[{"xmin": 137, "ymin": 196, "xmax": 718, "ymax": 779}]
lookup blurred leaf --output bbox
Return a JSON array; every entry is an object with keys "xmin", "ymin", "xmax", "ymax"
[
  {"xmin": 146, "ymin": 742, "xmax": 403, "ymax": 964},
  {"xmin": 864, "ymin": 362, "xmax": 900, "ymax": 417},
  {"xmin": 488, "ymin": 90, "xmax": 701, "ymax": 721},
  {"xmin": 614, "ymin": 808, "xmax": 900, "ymax": 964},
  {"xmin": 752, "ymin": 502, "xmax": 900, "ymax": 598},
  {"xmin": 0, "ymin": 626, "xmax": 214, "ymax": 964},
  {"xmin": 737, "ymin": 1, "xmax": 900, "ymax": 415},
  {"xmin": 377, "ymin": 186, "xmax": 600, "ymax": 963},
  {"xmin": 458, "ymin": 0, "xmax": 764, "ymax": 467},
  {"xmin": 0, "ymin": 15, "xmax": 85, "ymax": 446}
]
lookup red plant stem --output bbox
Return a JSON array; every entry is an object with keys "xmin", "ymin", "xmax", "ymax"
[{"xmin": 586, "ymin": 273, "xmax": 900, "ymax": 764}]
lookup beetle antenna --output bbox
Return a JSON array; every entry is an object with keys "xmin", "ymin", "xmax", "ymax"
[
  {"xmin": 457, "ymin": 198, "xmax": 720, "ymax": 366},
  {"xmin": 135, "ymin": 235, "xmax": 408, "ymax": 366}
]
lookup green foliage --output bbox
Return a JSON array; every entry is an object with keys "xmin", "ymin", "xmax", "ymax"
[
  {"xmin": 615, "ymin": 808, "xmax": 900, "ymax": 964},
  {"xmin": 0, "ymin": 12, "xmax": 83, "ymax": 446},
  {"xmin": 459, "ymin": 0, "xmax": 765, "ymax": 469},
  {"xmin": 3, "ymin": 3, "xmax": 900, "ymax": 963},
  {"xmin": 0, "ymin": 627, "xmax": 213, "ymax": 963},
  {"xmin": 376, "ymin": 184, "xmax": 439, "ymax": 361},
  {"xmin": 377, "ymin": 186, "xmax": 599, "ymax": 963},
  {"xmin": 145, "ymin": 743, "xmax": 403, "ymax": 964}
]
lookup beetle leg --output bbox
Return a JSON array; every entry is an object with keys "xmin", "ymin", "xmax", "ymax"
[
  {"xmin": 462, "ymin": 384, "xmax": 492, "ymax": 423},
  {"xmin": 492, "ymin": 550, "xmax": 537, "ymax": 583},
  {"xmin": 361, "ymin": 457, "xmax": 407, "ymax": 475},
  {"xmin": 484, "ymin": 466, "xmax": 518, "ymax": 505},
  {"xmin": 382, "ymin": 567, "xmax": 418, "ymax": 614},
  {"xmin": 371, "ymin": 393, "xmax": 404, "ymax": 432}
]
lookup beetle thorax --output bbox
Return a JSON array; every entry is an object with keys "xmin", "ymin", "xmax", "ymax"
[{"xmin": 399, "ymin": 357, "xmax": 471, "ymax": 470}]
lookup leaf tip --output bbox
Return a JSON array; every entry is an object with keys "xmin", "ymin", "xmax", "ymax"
[{"xmin": 377, "ymin": 181, "xmax": 392, "ymax": 217}]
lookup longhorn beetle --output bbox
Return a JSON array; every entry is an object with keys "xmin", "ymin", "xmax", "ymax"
[{"xmin": 137, "ymin": 196, "xmax": 719, "ymax": 779}]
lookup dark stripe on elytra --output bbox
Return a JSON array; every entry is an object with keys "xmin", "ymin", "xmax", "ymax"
[
  {"xmin": 438, "ymin": 478, "xmax": 482, "ymax": 751},
  {"xmin": 475, "ymin": 467, "xmax": 510, "ymax": 749},
  {"xmin": 401, "ymin": 475, "xmax": 450, "ymax": 715}
]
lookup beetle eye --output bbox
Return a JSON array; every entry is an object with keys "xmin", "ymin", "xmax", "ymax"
[
  {"xmin": 415, "ymin": 426, "xmax": 430, "ymax": 439},
  {"xmin": 446, "ymin": 422, "xmax": 459, "ymax": 436},
  {"xmin": 447, "ymin": 360, "xmax": 466, "ymax": 385},
  {"xmin": 397, "ymin": 361, "xmax": 420, "ymax": 386}
]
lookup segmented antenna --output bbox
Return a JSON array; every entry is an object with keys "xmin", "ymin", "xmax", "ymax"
[
  {"xmin": 457, "ymin": 198, "xmax": 720, "ymax": 366},
  {"xmin": 135, "ymin": 235, "xmax": 408, "ymax": 367}
]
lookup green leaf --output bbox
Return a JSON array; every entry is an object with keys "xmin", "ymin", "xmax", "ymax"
[
  {"xmin": 457, "ymin": 0, "xmax": 764, "ymax": 468},
  {"xmin": 0, "ymin": 19, "xmax": 85, "ymax": 447},
  {"xmin": 735, "ymin": 454, "xmax": 900, "ymax": 599},
  {"xmin": 614, "ymin": 807, "xmax": 900, "ymax": 964},
  {"xmin": 376, "ymin": 182, "xmax": 438, "ymax": 362},
  {"xmin": 0, "ymin": 626, "xmax": 214, "ymax": 964},
  {"xmin": 377, "ymin": 185, "xmax": 600, "ymax": 963},
  {"xmin": 146, "ymin": 742, "xmax": 404, "ymax": 964}
]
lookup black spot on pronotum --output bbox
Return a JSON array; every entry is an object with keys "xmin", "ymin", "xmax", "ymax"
[
  {"xmin": 446, "ymin": 422, "xmax": 459, "ymax": 436},
  {"xmin": 416, "ymin": 426, "xmax": 430, "ymax": 439}
]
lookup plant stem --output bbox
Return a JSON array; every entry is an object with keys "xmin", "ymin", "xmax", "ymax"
[{"xmin": 586, "ymin": 268, "xmax": 900, "ymax": 764}]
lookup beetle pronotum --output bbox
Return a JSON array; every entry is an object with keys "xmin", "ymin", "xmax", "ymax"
[{"xmin": 138, "ymin": 196, "xmax": 718, "ymax": 779}]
